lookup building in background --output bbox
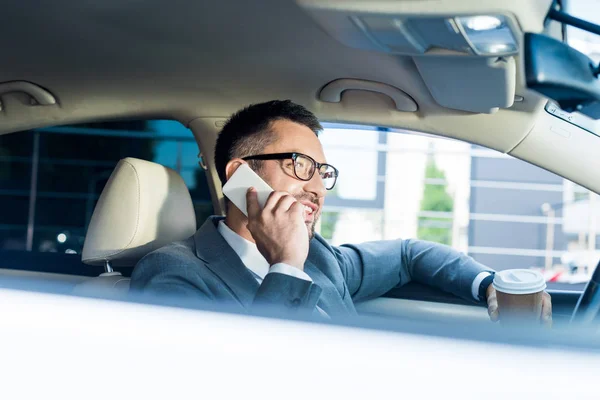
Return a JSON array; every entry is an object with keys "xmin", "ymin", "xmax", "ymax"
[
  {"xmin": 0, "ymin": 120, "xmax": 212, "ymax": 254},
  {"xmin": 468, "ymin": 146, "xmax": 566, "ymax": 270}
]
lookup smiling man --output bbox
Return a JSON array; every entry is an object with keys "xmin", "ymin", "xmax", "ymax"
[{"xmin": 131, "ymin": 100, "xmax": 551, "ymax": 322}]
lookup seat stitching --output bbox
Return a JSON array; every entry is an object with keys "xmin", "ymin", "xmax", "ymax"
[{"xmin": 92, "ymin": 159, "xmax": 142, "ymax": 259}]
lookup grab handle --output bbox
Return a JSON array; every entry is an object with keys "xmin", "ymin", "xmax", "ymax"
[{"xmin": 0, "ymin": 81, "xmax": 57, "ymax": 111}]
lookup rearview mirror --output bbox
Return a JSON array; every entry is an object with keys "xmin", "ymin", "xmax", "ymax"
[{"xmin": 524, "ymin": 32, "xmax": 600, "ymax": 119}]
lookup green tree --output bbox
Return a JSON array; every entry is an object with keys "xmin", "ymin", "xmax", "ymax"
[
  {"xmin": 417, "ymin": 158, "xmax": 454, "ymax": 245},
  {"xmin": 319, "ymin": 211, "xmax": 339, "ymax": 240},
  {"xmin": 318, "ymin": 185, "xmax": 340, "ymax": 241}
]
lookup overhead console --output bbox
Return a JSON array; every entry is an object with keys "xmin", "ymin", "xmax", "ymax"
[
  {"xmin": 298, "ymin": 0, "xmax": 552, "ymax": 114},
  {"xmin": 297, "ymin": 11, "xmax": 520, "ymax": 57}
]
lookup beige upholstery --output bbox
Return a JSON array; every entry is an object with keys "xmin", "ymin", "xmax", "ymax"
[
  {"xmin": 75, "ymin": 158, "xmax": 198, "ymax": 298},
  {"xmin": 82, "ymin": 157, "xmax": 197, "ymax": 267},
  {"xmin": 71, "ymin": 272, "xmax": 131, "ymax": 299}
]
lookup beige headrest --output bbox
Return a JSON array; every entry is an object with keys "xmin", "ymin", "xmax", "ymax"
[{"xmin": 82, "ymin": 158, "xmax": 197, "ymax": 266}]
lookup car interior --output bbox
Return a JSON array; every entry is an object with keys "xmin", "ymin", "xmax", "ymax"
[{"xmin": 2, "ymin": 0, "xmax": 600, "ymax": 326}]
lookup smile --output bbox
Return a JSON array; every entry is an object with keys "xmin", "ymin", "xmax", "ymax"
[{"xmin": 300, "ymin": 200, "xmax": 318, "ymax": 217}]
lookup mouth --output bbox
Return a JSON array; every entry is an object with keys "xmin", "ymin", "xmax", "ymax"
[{"xmin": 300, "ymin": 200, "xmax": 318, "ymax": 219}]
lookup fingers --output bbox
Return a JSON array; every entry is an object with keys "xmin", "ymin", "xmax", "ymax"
[
  {"xmin": 290, "ymin": 201, "xmax": 308, "ymax": 231},
  {"xmin": 247, "ymin": 190, "xmax": 301, "ymax": 222},
  {"xmin": 485, "ymin": 290, "xmax": 552, "ymax": 327},
  {"xmin": 487, "ymin": 289, "xmax": 499, "ymax": 322},
  {"xmin": 263, "ymin": 191, "xmax": 305, "ymax": 215},
  {"xmin": 246, "ymin": 187, "xmax": 260, "ymax": 218},
  {"xmin": 289, "ymin": 200, "xmax": 306, "ymax": 217},
  {"xmin": 262, "ymin": 191, "xmax": 289, "ymax": 213},
  {"xmin": 247, "ymin": 190, "xmax": 288, "ymax": 218},
  {"xmin": 273, "ymin": 193, "xmax": 298, "ymax": 214},
  {"xmin": 541, "ymin": 291, "xmax": 553, "ymax": 328}
]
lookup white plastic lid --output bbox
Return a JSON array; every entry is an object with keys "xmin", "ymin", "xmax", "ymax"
[{"xmin": 492, "ymin": 269, "xmax": 547, "ymax": 295}]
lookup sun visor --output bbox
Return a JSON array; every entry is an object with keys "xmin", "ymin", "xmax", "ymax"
[
  {"xmin": 297, "ymin": 2, "xmax": 524, "ymax": 114},
  {"xmin": 413, "ymin": 55, "xmax": 516, "ymax": 114}
]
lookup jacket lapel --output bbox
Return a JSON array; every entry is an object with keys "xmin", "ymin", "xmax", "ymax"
[
  {"xmin": 193, "ymin": 216, "xmax": 259, "ymax": 308},
  {"xmin": 304, "ymin": 239, "xmax": 357, "ymax": 316}
]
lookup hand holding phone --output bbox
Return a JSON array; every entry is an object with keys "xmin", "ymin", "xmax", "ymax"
[
  {"xmin": 246, "ymin": 189, "xmax": 309, "ymax": 269},
  {"xmin": 222, "ymin": 163, "xmax": 309, "ymax": 269}
]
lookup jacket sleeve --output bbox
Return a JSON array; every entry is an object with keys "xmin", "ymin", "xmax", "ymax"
[
  {"xmin": 253, "ymin": 272, "xmax": 322, "ymax": 313},
  {"xmin": 326, "ymin": 236, "xmax": 494, "ymax": 303},
  {"xmin": 130, "ymin": 251, "xmax": 322, "ymax": 314}
]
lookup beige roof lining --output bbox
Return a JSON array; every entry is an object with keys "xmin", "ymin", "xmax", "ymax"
[
  {"xmin": 3, "ymin": 0, "xmax": 598, "ymax": 197},
  {"xmin": 0, "ymin": 0, "xmax": 552, "ymax": 138}
]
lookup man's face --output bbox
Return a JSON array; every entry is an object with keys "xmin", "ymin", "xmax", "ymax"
[{"xmin": 254, "ymin": 119, "xmax": 328, "ymax": 239}]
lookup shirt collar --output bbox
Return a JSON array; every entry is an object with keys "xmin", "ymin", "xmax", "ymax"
[{"xmin": 217, "ymin": 220, "xmax": 270, "ymax": 280}]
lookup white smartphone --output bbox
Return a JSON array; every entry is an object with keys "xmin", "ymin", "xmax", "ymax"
[{"xmin": 222, "ymin": 163, "xmax": 273, "ymax": 216}]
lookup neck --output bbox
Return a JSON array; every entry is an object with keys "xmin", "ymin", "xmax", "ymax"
[{"xmin": 224, "ymin": 211, "xmax": 255, "ymax": 243}]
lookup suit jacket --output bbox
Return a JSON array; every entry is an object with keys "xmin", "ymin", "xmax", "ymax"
[{"xmin": 130, "ymin": 216, "xmax": 492, "ymax": 316}]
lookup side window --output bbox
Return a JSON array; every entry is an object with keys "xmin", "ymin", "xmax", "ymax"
[
  {"xmin": 318, "ymin": 124, "xmax": 597, "ymax": 290},
  {"xmin": 0, "ymin": 120, "xmax": 213, "ymax": 254}
]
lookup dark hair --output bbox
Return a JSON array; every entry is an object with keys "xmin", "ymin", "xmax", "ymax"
[{"xmin": 214, "ymin": 100, "xmax": 322, "ymax": 186}]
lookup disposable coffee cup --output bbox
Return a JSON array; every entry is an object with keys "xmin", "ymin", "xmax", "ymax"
[{"xmin": 492, "ymin": 269, "xmax": 546, "ymax": 324}]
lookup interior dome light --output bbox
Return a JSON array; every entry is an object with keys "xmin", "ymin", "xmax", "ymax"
[
  {"xmin": 462, "ymin": 15, "xmax": 502, "ymax": 31},
  {"xmin": 455, "ymin": 15, "xmax": 517, "ymax": 56}
]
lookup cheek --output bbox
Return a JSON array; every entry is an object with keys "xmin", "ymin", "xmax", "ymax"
[{"xmin": 263, "ymin": 172, "xmax": 303, "ymax": 193}]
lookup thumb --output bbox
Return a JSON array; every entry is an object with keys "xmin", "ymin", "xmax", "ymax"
[
  {"xmin": 541, "ymin": 292, "xmax": 553, "ymax": 328},
  {"xmin": 487, "ymin": 290, "xmax": 499, "ymax": 322},
  {"xmin": 488, "ymin": 302, "xmax": 499, "ymax": 322}
]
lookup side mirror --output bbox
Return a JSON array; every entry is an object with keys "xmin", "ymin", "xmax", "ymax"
[{"xmin": 524, "ymin": 32, "xmax": 600, "ymax": 119}]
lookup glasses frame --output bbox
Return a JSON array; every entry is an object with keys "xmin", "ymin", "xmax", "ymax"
[{"xmin": 242, "ymin": 152, "xmax": 339, "ymax": 190}]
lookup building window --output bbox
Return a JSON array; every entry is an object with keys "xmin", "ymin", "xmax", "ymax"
[{"xmin": 0, "ymin": 120, "xmax": 212, "ymax": 254}]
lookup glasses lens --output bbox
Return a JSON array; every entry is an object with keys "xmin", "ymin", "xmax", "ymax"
[
  {"xmin": 320, "ymin": 165, "xmax": 338, "ymax": 190},
  {"xmin": 294, "ymin": 154, "xmax": 315, "ymax": 180}
]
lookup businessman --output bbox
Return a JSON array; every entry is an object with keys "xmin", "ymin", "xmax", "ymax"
[{"xmin": 131, "ymin": 100, "xmax": 552, "ymax": 322}]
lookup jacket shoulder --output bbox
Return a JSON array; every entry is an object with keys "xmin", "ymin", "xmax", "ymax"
[
  {"xmin": 146, "ymin": 236, "xmax": 195, "ymax": 259},
  {"xmin": 133, "ymin": 236, "xmax": 198, "ymax": 275}
]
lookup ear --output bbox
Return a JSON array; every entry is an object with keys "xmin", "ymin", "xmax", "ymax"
[{"xmin": 225, "ymin": 158, "xmax": 247, "ymax": 181}]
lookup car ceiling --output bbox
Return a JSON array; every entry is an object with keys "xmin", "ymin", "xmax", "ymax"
[{"xmin": 0, "ymin": 0, "xmax": 559, "ymax": 155}]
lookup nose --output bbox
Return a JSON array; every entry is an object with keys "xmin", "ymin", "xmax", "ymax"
[{"xmin": 303, "ymin": 170, "xmax": 327, "ymax": 199}]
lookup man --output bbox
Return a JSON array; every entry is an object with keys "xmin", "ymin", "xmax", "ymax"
[{"xmin": 131, "ymin": 100, "xmax": 552, "ymax": 323}]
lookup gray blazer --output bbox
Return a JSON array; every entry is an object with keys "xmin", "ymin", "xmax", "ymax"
[{"xmin": 130, "ymin": 216, "xmax": 492, "ymax": 316}]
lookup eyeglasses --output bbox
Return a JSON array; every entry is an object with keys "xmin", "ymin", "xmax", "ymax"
[{"xmin": 242, "ymin": 152, "xmax": 339, "ymax": 190}]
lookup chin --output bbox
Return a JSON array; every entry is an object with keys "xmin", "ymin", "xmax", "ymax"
[
  {"xmin": 306, "ymin": 223, "xmax": 313, "ymax": 238},
  {"xmin": 307, "ymin": 221, "xmax": 317, "ymax": 239},
  {"xmin": 307, "ymin": 212, "xmax": 320, "ymax": 239}
]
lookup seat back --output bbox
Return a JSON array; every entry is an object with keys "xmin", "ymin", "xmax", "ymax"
[
  {"xmin": 74, "ymin": 157, "xmax": 197, "ymax": 298},
  {"xmin": 71, "ymin": 272, "xmax": 131, "ymax": 299}
]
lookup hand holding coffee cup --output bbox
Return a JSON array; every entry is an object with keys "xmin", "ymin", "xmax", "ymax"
[{"xmin": 489, "ymin": 269, "xmax": 552, "ymax": 326}]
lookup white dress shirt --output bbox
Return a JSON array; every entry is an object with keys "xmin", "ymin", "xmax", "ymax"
[
  {"xmin": 472, "ymin": 271, "xmax": 492, "ymax": 301},
  {"xmin": 218, "ymin": 220, "xmax": 488, "ymax": 305},
  {"xmin": 217, "ymin": 220, "xmax": 312, "ymax": 283},
  {"xmin": 218, "ymin": 221, "xmax": 329, "ymax": 317}
]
